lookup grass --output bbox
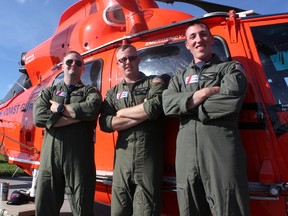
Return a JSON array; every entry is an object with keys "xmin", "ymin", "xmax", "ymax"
[{"xmin": 0, "ymin": 155, "xmax": 29, "ymax": 177}]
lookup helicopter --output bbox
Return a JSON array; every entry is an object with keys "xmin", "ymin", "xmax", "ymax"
[{"xmin": 0, "ymin": 0, "xmax": 288, "ymax": 215}]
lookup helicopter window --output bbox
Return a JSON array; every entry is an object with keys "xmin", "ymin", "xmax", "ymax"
[
  {"xmin": 81, "ymin": 59, "xmax": 103, "ymax": 90},
  {"xmin": 138, "ymin": 37, "xmax": 229, "ymax": 78},
  {"xmin": 0, "ymin": 74, "xmax": 32, "ymax": 104},
  {"xmin": 251, "ymin": 23, "xmax": 288, "ymax": 104},
  {"xmin": 53, "ymin": 72, "xmax": 64, "ymax": 86},
  {"xmin": 52, "ymin": 59, "xmax": 103, "ymax": 90}
]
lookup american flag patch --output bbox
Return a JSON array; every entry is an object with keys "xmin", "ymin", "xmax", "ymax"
[
  {"xmin": 185, "ymin": 75, "xmax": 198, "ymax": 84},
  {"xmin": 116, "ymin": 91, "xmax": 128, "ymax": 100},
  {"xmin": 56, "ymin": 91, "xmax": 67, "ymax": 97}
]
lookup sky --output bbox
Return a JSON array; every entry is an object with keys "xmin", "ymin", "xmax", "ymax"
[{"xmin": 0, "ymin": 0, "xmax": 287, "ymax": 100}]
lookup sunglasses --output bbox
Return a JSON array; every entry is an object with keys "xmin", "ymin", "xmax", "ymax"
[
  {"xmin": 118, "ymin": 56, "xmax": 138, "ymax": 64},
  {"xmin": 65, "ymin": 59, "xmax": 83, "ymax": 67}
]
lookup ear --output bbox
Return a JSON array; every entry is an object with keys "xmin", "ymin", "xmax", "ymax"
[
  {"xmin": 211, "ymin": 35, "xmax": 214, "ymax": 44},
  {"xmin": 185, "ymin": 41, "xmax": 189, "ymax": 50},
  {"xmin": 136, "ymin": 57, "xmax": 141, "ymax": 64}
]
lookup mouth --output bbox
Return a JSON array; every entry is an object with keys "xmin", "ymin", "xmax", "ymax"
[{"xmin": 196, "ymin": 45, "xmax": 205, "ymax": 50}]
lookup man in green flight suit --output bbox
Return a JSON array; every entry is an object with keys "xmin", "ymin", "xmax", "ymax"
[
  {"xmin": 99, "ymin": 44, "xmax": 166, "ymax": 216},
  {"xmin": 162, "ymin": 22, "xmax": 250, "ymax": 216},
  {"xmin": 33, "ymin": 51, "xmax": 102, "ymax": 216}
]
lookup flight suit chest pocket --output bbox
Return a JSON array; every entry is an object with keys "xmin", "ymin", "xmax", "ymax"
[
  {"xmin": 199, "ymin": 72, "xmax": 219, "ymax": 87},
  {"xmin": 133, "ymin": 87, "xmax": 149, "ymax": 96},
  {"xmin": 69, "ymin": 91, "xmax": 85, "ymax": 103},
  {"xmin": 199, "ymin": 72, "xmax": 217, "ymax": 81},
  {"xmin": 133, "ymin": 87, "xmax": 149, "ymax": 102},
  {"xmin": 54, "ymin": 90, "xmax": 67, "ymax": 104}
]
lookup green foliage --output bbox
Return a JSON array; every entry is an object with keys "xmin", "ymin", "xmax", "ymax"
[{"xmin": 0, "ymin": 155, "xmax": 28, "ymax": 177}]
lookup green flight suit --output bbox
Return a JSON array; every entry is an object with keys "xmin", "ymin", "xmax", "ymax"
[
  {"xmin": 33, "ymin": 81, "xmax": 102, "ymax": 216},
  {"xmin": 100, "ymin": 72, "xmax": 165, "ymax": 216},
  {"xmin": 162, "ymin": 55, "xmax": 250, "ymax": 216}
]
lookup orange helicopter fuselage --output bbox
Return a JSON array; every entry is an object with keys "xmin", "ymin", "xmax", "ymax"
[{"xmin": 1, "ymin": 1, "xmax": 288, "ymax": 215}]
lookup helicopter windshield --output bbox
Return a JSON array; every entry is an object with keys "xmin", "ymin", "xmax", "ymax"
[
  {"xmin": 0, "ymin": 74, "xmax": 32, "ymax": 104},
  {"xmin": 52, "ymin": 59, "xmax": 103, "ymax": 91},
  {"xmin": 138, "ymin": 37, "xmax": 229, "ymax": 78},
  {"xmin": 251, "ymin": 23, "xmax": 288, "ymax": 104}
]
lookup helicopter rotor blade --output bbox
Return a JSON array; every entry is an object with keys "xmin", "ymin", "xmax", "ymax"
[{"xmin": 156, "ymin": 0, "xmax": 259, "ymax": 15}]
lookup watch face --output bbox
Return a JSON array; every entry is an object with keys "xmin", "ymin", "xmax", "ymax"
[{"xmin": 57, "ymin": 104, "xmax": 64, "ymax": 113}]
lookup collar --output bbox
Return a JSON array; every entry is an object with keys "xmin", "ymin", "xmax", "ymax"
[
  {"xmin": 61, "ymin": 81, "xmax": 84, "ymax": 87},
  {"xmin": 121, "ymin": 72, "xmax": 146, "ymax": 85},
  {"xmin": 190, "ymin": 54, "xmax": 222, "ymax": 69}
]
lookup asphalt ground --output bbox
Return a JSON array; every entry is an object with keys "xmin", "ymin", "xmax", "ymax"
[{"xmin": 0, "ymin": 176, "xmax": 110, "ymax": 216}]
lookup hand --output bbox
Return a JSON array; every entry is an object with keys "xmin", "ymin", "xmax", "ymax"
[
  {"xmin": 49, "ymin": 100, "xmax": 59, "ymax": 113},
  {"xmin": 196, "ymin": 86, "xmax": 220, "ymax": 99},
  {"xmin": 187, "ymin": 86, "xmax": 220, "ymax": 109},
  {"xmin": 116, "ymin": 109, "xmax": 123, "ymax": 117}
]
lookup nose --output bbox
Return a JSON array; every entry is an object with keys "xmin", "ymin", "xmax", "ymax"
[{"xmin": 195, "ymin": 33, "xmax": 203, "ymax": 42}]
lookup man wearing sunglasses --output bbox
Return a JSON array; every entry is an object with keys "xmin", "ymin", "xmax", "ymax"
[
  {"xmin": 100, "ymin": 44, "xmax": 167, "ymax": 216},
  {"xmin": 33, "ymin": 51, "xmax": 102, "ymax": 216}
]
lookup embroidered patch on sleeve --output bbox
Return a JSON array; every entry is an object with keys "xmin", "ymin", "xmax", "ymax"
[{"xmin": 235, "ymin": 64, "xmax": 245, "ymax": 74}]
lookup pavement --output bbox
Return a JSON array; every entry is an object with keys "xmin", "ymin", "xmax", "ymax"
[{"xmin": 0, "ymin": 176, "xmax": 110, "ymax": 216}]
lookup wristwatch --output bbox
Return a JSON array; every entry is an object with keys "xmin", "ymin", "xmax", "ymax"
[{"xmin": 57, "ymin": 104, "xmax": 65, "ymax": 114}]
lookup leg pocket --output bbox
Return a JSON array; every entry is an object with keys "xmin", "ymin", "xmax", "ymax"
[{"xmin": 111, "ymin": 185, "xmax": 132, "ymax": 216}]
